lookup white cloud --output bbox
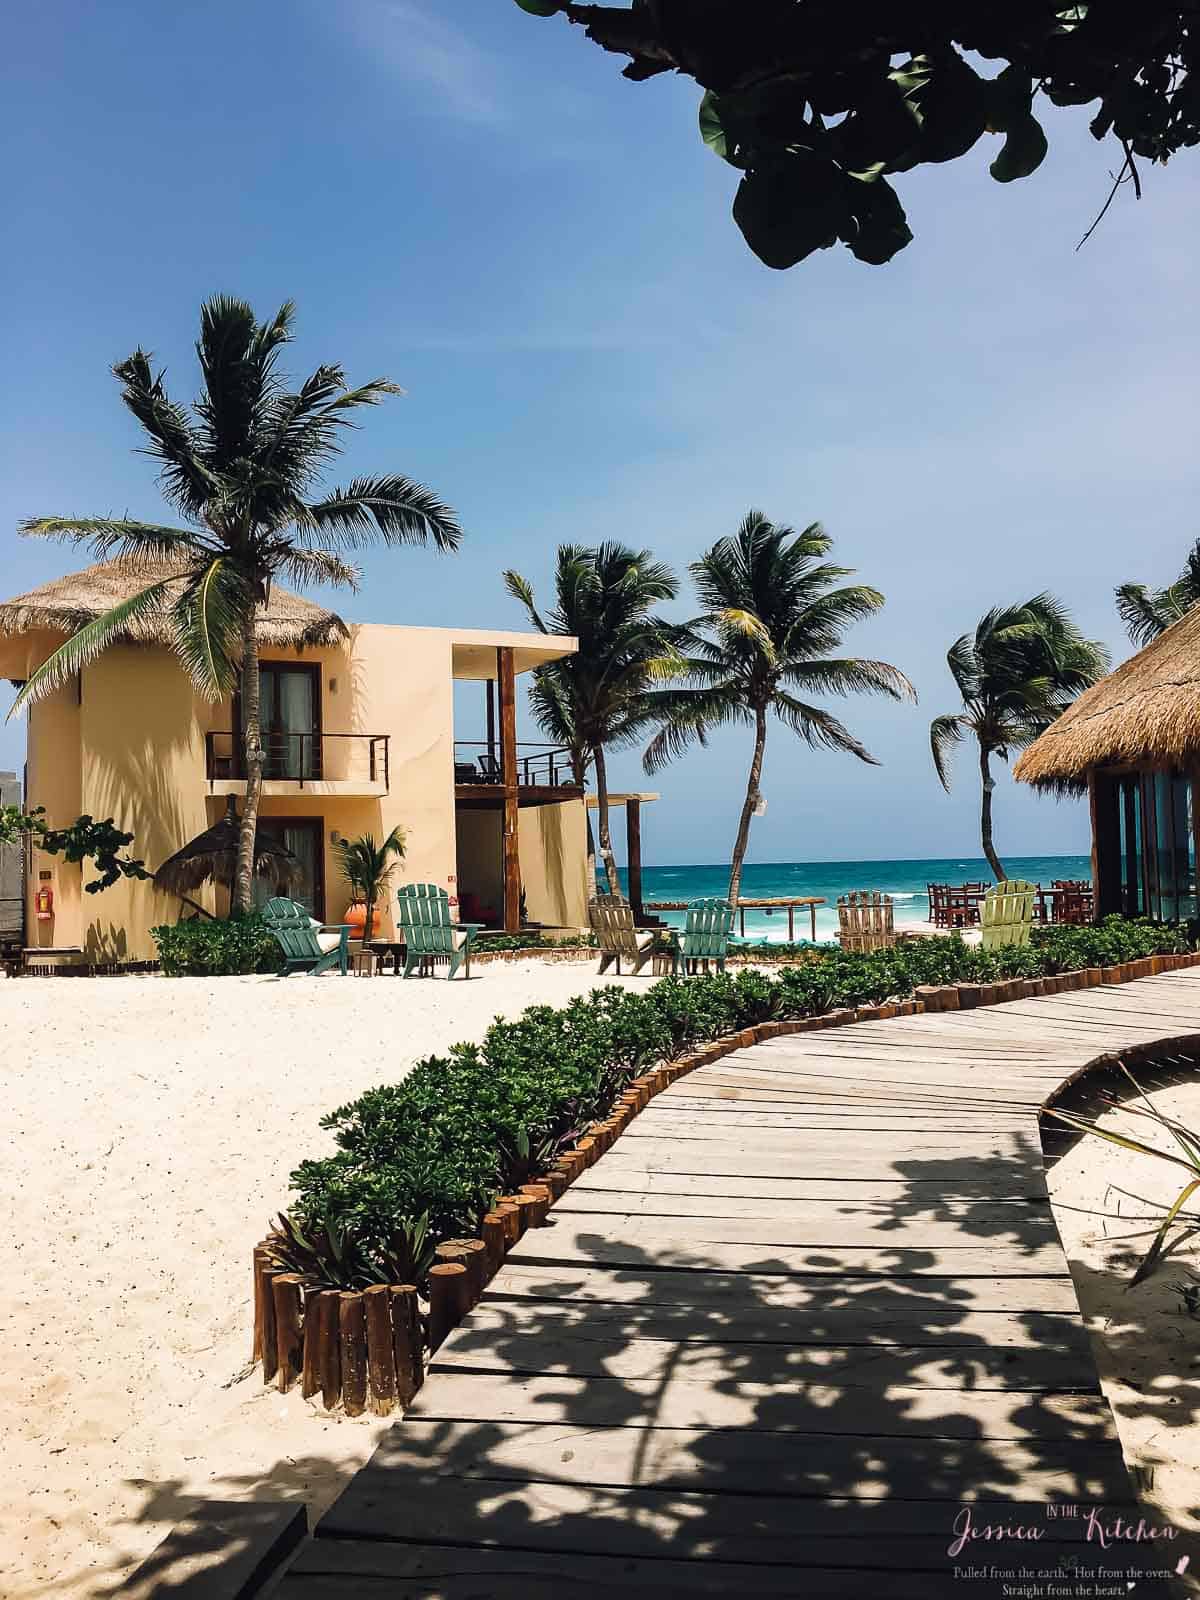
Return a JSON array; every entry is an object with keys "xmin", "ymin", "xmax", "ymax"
[{"xmin": 341, "ymin": 0, "xmax": 503, "ymax": 123}]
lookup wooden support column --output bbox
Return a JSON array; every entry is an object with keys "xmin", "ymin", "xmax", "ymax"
[
  {"xmin": 485, "ymin": 679, "xmax": 496, "ymax": 768},
  {"xmin": 626, "ymin": 799, "xmax": 643, "ymax": 922},
  {"xmin": 497, "ymin": 647, "xmax": 521, "ymax": 934}
]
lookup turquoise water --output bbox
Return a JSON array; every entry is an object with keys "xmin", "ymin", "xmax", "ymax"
[{"xmin": 630, "ymin": 855, "xmax": 1092, "ymax": 943}]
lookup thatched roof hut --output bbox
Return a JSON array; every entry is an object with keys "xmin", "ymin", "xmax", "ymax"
[
  {"xmin": 0, "ymin": 558, "xmax": 347, "ymax": 651},
  {"xmin": 1016, "ymin": 610, "xmax": 1200, "ymax": 923},
  {"xmin": 1014, "ymin": 605, "xmax": 1200, "ymax": 793}
]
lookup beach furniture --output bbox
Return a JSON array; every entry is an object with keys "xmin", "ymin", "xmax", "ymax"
[
  {"xmin": 837, "ymin": 891, "xmax": 896, "ymax": 952},
  {"xmin": 263, "ymin": 897, "xmax": 350, "ymax": 976},
  {"xmin": 672, "ymin": 896, "xmax": 739, "ymax": 974},
  {"xmin": 590, "ymin": 894, "xmax": 665, "ymax": 976},
  {"xmin": 1051, "ymin": 879, "xmax": 1093, "ymax": 925},
  {"xmin": 980, "ymin": 879, "xmax": 1036, "ymax": 950},
  {"xmin": 396, "ymin": 883, "xmax": 481, "ymax": 978}
]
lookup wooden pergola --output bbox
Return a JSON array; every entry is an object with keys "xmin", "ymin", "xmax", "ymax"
[{"xmin": 585, "ymin": 792, "xmax": 659, "ymax": 920}]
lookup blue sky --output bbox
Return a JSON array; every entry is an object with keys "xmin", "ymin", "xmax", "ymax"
[{"xmin": 2, "ymin": 1, "xmax": 1198, "ymax": 868}]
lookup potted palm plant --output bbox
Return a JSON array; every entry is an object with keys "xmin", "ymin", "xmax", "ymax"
[{"xmin": 334, "ymin": 827, "xmax": 406, "ymax": 944}]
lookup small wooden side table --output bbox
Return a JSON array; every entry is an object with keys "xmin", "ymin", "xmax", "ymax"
[{"xmin": 351, "ymin": 950, "xmax": 377, "ymax": 978}]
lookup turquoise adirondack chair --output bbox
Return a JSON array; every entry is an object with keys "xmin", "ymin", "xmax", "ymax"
[
  {"xmin": 980, "ymin": 879, "xmax": 1036, "ymax": 951},
  {"xmin": 262, "ymin": 897, "xmax": 350, "ymax": 976},
  {"xmin": 673, "ymin": 896, "xmax": 738, "ymax": 974},
  {"xmin": 396, "ymin": 883, "xmax": 481, "ymax": 978}
]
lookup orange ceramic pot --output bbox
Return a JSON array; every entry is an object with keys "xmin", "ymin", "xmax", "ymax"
[{"xmin": 344, "ymin": 901, "xmax": 369, "ymax": 939}]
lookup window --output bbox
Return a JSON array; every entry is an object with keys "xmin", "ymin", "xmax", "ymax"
[{"xmin": 253, "ymin": 819, "xmax": 324, "ymax": 920}]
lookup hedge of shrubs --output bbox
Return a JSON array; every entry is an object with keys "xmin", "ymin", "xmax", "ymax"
[
  {"xmin": 282, "ymin": 914, "xmax": 1193, "ymax": 1289},
  {"xmin": 152, "ymin": 913, "xmax": 279, "ymax": 976}
]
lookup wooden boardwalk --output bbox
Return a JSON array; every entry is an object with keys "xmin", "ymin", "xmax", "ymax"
[{"xmin": 280, "ymin": 974, "xmax": 1200, "ymax": 1598}]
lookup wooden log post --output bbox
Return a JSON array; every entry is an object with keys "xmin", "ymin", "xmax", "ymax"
[
  {"xmin": 364, "ymin": 1285, "xmax": 398, "ymax": 1417},
  {"xmin": 428, "ymin": 1262, "xmax": 470, "ymax": 1351},
  {"xmin": 258, "ymin": 1260, "xmax": 280, "ymax": 1384},
  {"xmin": 339, "ymin": 1292, "xmax": 368, "ymax": 1417},
  {"xmin": 495, "ymin": 1200, "xmax": 523, "ymax": 1245},
  {"xmin": 498, "ymin": 646, "xmax": 521, "ymax": 935},
  {"xmin": 272, "ymin": 1274, "xmax": 305, "ymax": 1393},
  {"xmin": 390, "ymin": 1285, "xmax": 423, "ymax": 1407},
  {"xmin": 252, "ymin": 1243, "xmax": 270, "ymax": 1362},
  {"xmin": 302, "ymin": 1288, "xmax": 330, "ymax": 1400},
  {"xmin": 481, "ymin": 1211, "xmax": 508, "ymax": 1277},
  {"xmin": 316, "ymin": 1290, "xmax": 341, "ymax": 1410}
]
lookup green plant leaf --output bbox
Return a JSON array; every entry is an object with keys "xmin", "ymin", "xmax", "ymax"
[
  {"xmin": 514, "ymin": 0, "xmax": 559, "ymax": 13},
  {"xmin": 733, "ymin": 153, "xmax": 846, "ymax": 270},
  {"xmin": 1130, "ymin": 1178, "xmax": 1200, "ymax": 1288},
  {"xmin": 698, "ymin": 91, "xmax": 729, "ymax": 160},
  {"xmin": 990, "ymin": 113, "xmax": 1048, "ymax": 182}
]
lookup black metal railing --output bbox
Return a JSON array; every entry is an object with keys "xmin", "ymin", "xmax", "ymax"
[
  {"xmin": 205, "ymin": 731, "xmax": 390, "ymax": 791},
  {"xmin": 453, "ymin": 741, "xmax": 577, "ymax": 788}
]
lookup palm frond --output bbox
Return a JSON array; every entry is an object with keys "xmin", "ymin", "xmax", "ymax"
[
  {"xmin": 771, "ymin": 691, "xmax": 879, "ymax": 763},
  {"xmin": 111, "ymin": 349, "xmax": 215, "ymax": 515},
  {"xmin": 271, "ymin": 548, "xmax": 362, "ymax": 591},
  {"xmin": 303, "ymin": 475, "xmax": 462, "ymax": 551},
  {"xmin": 502, "ymin": 569, "xmax": 550, "ymax": 634},
  {"xmin": 7, "ymin": 579, "xmax": 178, "ymax": 717},
  {"xmin": 930, "ymin": 713, "xmax": 968, "ymax": 791},
  {"xmin": 18, "ymin": 516, "xmax": 209, "ymax": 563},
  {"xmin": 783, "ymin": 657, "xmax": 916, "ymax": 702},
  {"xmin": 641, "ymin": 686, "xmax": 747, "ymax": 774},
  {"xmin": 170, "ymin": 557, "xmax": 249, "ymax": 699}
]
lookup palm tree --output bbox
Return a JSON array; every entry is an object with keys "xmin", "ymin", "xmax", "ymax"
[
  {"xmin": 1116, "ymin": 539, "xmax": 1200, "ymax": 646},
  {"xmin": 504, "ymin": 543, "xmax": 679, "ymax": 899},
  {"xmin": 930, "ymin": 596, "xmax": 1109, "ymax": 881},
  {"xmin": 334, "ymin": 826, "xmax": 406, "ymax": 943},
  {"xmin": 9, "ymin": 296, "xmax": 460, "ymax": 913},
  {"xmin": 643, "ymin": 511, "xmax": 914, "ymax": 906}
]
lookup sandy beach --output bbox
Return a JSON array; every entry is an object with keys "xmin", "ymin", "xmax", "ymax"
[
  {"xmin": 1048, "ymin": 1081, "xmax": 1200, "ymax": 1539},
  {"xmin": 0, "ymin": 961, "xmax": 623, "ymax": 1599}
]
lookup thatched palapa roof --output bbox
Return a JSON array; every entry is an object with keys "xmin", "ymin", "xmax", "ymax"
[
  {"xmin": 154, "ymin": 797, "xmax": 304, "ymax": 897},
  {"xmin": 0, "ymin": 558, "xmax": 347, "ymax": 648},
  {"xmin": 1015, "ymin": 604, "xmax": 1200, "ymax": 791}
]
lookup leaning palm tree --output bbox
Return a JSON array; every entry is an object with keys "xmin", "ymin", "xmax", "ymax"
[
  {"xmin": 504, "ymin": 544, "xmax": 678, "ymax": 899},
  {"xmin": 9, "ymin": 296, "xmax": 460, "ymax": 912},
  {"xmin": 643, "ymin": 512, "xmax": 914, "ymax": 906},
  {"xmin": 930, "ymin": 596, "xmax": 1109, "ymax": 881},
  {"xmin": 1116, "ymin": 539, "xmax": 1200, "ymax": 646}
]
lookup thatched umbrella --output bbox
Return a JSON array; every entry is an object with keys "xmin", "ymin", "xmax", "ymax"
[{"xmin": 154, "ymin": 797, "xmax": 304, "ymax": 903}]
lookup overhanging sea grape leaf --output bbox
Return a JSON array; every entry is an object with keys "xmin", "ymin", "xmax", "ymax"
[
  {"xmin": 990, "ymin": 112, "xmax": 1049, "ymax": 181},
  {"xmin": 733, "ymin": 151, "xmax": 846, "ymax": 269},
  {"xmin": 698, "ymin": 90, "xmax": 729, "ymax": 160},
  {"xmin": 513, "ymin": 0, "xmax": 560, "ymax": 16}
]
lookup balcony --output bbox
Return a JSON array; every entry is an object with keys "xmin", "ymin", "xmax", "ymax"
[
  {"xmin": 454, "ymin": 741, "xmax": 581, "ymax": 806},
  {"xmin": 205, "ymin": 731, "xmax": 390, "ymax": 797}
]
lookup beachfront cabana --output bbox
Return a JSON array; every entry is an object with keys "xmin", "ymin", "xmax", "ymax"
[{"xmin": 1014, "ymin": 607, "xmax": 1200, "ymax": 923}]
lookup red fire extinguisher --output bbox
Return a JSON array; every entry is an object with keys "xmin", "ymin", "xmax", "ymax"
[{"xmin": 35, "ymin": 885, "xmax": 54, "ymax": 921}]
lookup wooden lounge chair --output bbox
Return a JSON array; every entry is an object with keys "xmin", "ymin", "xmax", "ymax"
[
  {"xmin": 590, "ymin": 894, "xmax": 664, "ymax": 976},
  {"xmin": 980, "ymin": 879, "xmax": 1036, "ymax": 951},
  {"xmin": 837, "ymin": 891, "xmax": 896, "ymax": 953},
  {"xmin": 262, "ymin": 897, "xmax": 350, "ymax": 976},
  {"xmin": 396, "ymin": 883, "xmax": 480, "ymax": 978},
  {"xmin": 672, "ymin": 896, "xmax": 739, "ymax": 974}
]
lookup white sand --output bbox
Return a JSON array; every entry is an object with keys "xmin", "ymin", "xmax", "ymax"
[
  {"xmin": 0, "ymin": 962, "xmax": 627, "ymax": 1599},
  {"xmin": 1048, "ymin": 1081, "xmax": 1200, "ymax": 1539}
]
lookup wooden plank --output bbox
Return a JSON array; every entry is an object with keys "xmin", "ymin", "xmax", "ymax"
[
  {"xmin": 313, "ymin": 1478, "xmax": 1141, "ymax": 1571},
  {"xmin": 510, "ymin": 1229, "xmax": 1070, "ymax": 1276},
  {"xmin": 117, "ymin": 1501, "xmax": 308, "ymax": 1600},
  {"xmin": 583, "ymin": 1150, "xmax": 1048, "ymax": 1182},
  {"xmin": 497, "ymin": 644, "xmax": 520, "ymax": 934},
  {"xmin": 555, "ymin": 1189, "xmax": 1052, "ymax": 1222},
  {"xmin": 282, "ymin": 1542, "xmax": 980, "ymax": 1599},
  {"xmin": 570, "ymin": 1169, "xmax": 1049, "ymax": 1201},
  {"xmin": 535, "ymin": 1207, "xmax": 1058, "ymax": 1250},
  {"xmin": 465, "ymin": 1293, "xmax": 1094, "ymax": 1352},
  {"xmin": 489, "ymin": 1262, "xmax": 1084, "ymax": 1312},
  {"xmin": 432, "ymin": 1328, "xmax": 1093, "ymax": 1391}
]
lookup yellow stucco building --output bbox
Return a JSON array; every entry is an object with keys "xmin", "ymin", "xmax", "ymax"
[{"xmin": 0, "ymin": 561, "xmax": 589, "ymax": 962}]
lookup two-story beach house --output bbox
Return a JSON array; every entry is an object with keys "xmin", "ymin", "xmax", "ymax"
[{"xmin": 0, "ymin": 560, "xmax": 590, "ymax": 962}]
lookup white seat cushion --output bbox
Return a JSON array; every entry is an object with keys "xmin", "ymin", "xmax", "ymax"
[
  {"xmin": 315, "ymin": 931, "xmax": 342, "ymax": 955},
  {"xmin": 635, "ymin": 932, "xmax": 657, "ymax": 953},
  {"xmin": 450, "ymin": 928, "xmax": 469, "ymax": 951}
]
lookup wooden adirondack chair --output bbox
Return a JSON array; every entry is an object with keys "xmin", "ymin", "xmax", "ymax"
[
  {"xmin": 590, "ymin": 895, "xmax": 664, "ymax": 976},
  {"xmin": 262, "ymin": 897, "xmax": 350, "ymax": 976},
  {"xmin": 837, "ymin": 891, "xmax": 896, "ymax": 953},
  {"xmin": 980, "ymin": 879, "xmax": 1036, "ymax": 950},
  {"xmin": 674, "ymin": 897, "xmax": 738, "ymax": 974},
  {"xmin": 396, "ymin": 883, "xmax": 481, "ymax": 978}
]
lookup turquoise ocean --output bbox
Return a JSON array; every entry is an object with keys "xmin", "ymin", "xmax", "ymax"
[{"xmin": 632, "ymin": 855, "xmax": 1092, "ymax": 944}]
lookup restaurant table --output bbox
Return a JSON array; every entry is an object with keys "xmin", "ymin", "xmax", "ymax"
[
  {"xmin": 645, "ymin": 896, "xmax": 826, "ymax": 942},
  {"xmin": 936, "ymin": 884, "xmax": 1093, "ymax": 928}
]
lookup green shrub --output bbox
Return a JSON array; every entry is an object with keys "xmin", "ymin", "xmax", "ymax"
[
  {"xmin": 277, "ymin": 913, "xmax": 1194, "ymax": 1289},
  {"xmin": 152, "ymin": 914, "xmax": 279, "ymax": 977}
]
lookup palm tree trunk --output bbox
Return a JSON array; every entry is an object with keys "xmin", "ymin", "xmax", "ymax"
[
  {"xmin": 592, "ymin": 743, "xmax": 622, "ymax": 898},
  {"xmin": 233, "ymin": 611, "xmax": 263, "ymax": 916},
  {"xmin": 979, "ymin": 744, "xmax": 1006, "ymax": 882},
  {"xmin": 572, "ymin": 748, "xmax": 598, "ymax": 902},
  {"xmin": 728, "ymin": 705, "xmax": 767, "ymax": 908}
]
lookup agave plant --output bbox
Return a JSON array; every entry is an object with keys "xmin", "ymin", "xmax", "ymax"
[
  {"xmin": 266, "ymin": 1210, "xmax": 434, "ymax": 1291},
  {"xmin": 1046, "ymin": 1064, "xmax": 1200, "ymax": 1288}
]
